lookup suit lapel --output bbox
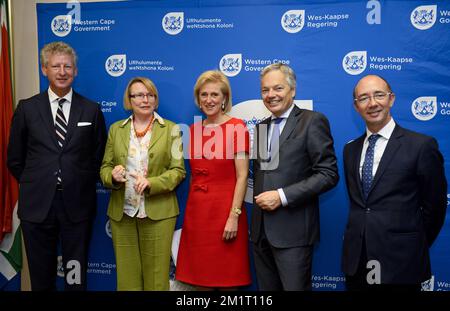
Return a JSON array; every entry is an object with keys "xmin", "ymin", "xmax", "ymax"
[
  {"xmin": 352, "ymin": 135, "xmax": 365, "ymax": 201},
  {"xmin": 148, "ymin": 119, "xmax": 165, "ymax": 151},
  {"xmin": 63, "ymin": 92, "xmax": 82, "ymax": 148},
  {"xmin": 37, "ymin": 91, "xmax": 59, "ymax": 149},
  {"xmin": 369, "ymin": 125, "xmax": 403, "ymax": 195},
  {"xmin": 278, "ymin": 105, "xmax": 300, "ymax": 147},
  {"xmin": 256, "ymin": 117, "xmax": 271, "ymax": 162},
  {"xmin": 267, "ymin": 105, "xmax": 301, "ymax": 160},
  {"xmin": 118, "ymin": 119, "xmax": 131, "ymax": 152}
]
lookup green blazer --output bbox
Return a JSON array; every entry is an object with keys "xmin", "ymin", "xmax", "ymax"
[{"xmin": 100, "ymin": 115, "xmax": 186, "ymax": 222}]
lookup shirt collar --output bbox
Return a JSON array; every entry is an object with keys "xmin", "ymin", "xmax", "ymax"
[
  {"xmin": 271, "ymin": 103, "xmax": 294, "ymax": 121},
  {"xmin": 48, "ymin": 87, "xmax": 73, "ymax": 104},
  {"xmin": 120, "ymin": 111, "xmax": 165, "ymax": 127},
  {"xmin": 365, "ymin": 117, "xmax": 396, "ymax": 140}
]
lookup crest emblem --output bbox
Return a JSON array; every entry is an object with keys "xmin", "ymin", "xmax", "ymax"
[
  {"xmin": 105, "ymin": 54, "xmax": 127, "ymax": 77},
  {"xmin": 421, "ymin": 276, "xmax": 435, "ymax": 291},
  {"xmin": 411, "ymin": 96, "xmax": 437, "ymax": 121},
  {"xmin": 105, "ymin": 220, "xmax": 112, "ymax": 239},
  {"xmin": 51, "ymin": 15, "xmax": 72, "ymax": 37},
  {"xmin": 342, "ymin": 51, "xmax": 367, "ymax": 75},
  {"xmin": 162, "ymin": 12, "xmax": 184, "ymax": 35},
  {"xmin": 56, "ymin": 255, "xmax": 64, "ymax": 277},
  {"xmin": 281, "ymin": 10, "xmax": 305, "ymax": 33},
  {"xmin": 411, "ymin": 5, "xmax": 437, "ymax": 30},
  {"xmin": 219, "ymin": 54, "xmax": 242, "ymax": 77}
]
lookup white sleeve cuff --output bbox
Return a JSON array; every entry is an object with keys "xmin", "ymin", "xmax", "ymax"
[{"xmin": 277, "ymin": 188, "xmax": 288, "ymax": 207}]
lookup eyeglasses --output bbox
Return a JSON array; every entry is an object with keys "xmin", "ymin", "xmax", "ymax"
[
  {"xmin": 354, "ymin": 92, "xmax": 392, "ymax": 105},
  {"xmin": 130, "ymin": 93, "xmax": 156, "ymax": 100}
]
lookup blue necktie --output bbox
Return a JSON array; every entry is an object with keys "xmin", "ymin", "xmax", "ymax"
[
  {"xmin": 361, "ymin": 134, "xmax": 380, "ymax": 199},
  {"xmin": 268, "ymin": 118, "xmax": 283, "ymax": 161}
]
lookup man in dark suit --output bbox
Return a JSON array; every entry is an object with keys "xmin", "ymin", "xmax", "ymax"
[
  {"xmin": 342, "ymin": 74, "xmax": 447, "ymax": 291},
  {"xmin": 7, "ymin": 41, "xmax": 107, "ymax": 290},
  {"xmin": 251, "ymin": 63, "xmax": 339, "ymax": 290}
]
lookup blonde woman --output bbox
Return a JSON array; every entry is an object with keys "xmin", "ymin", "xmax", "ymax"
[{"xmin": 100, "ymin": 77, "xmax": 185, "ymax": 290}]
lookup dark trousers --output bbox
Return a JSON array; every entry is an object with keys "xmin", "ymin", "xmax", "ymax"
[
  {"xmin": 252, "ymin": 228, "xmax": 313, "ymax": 291},
  {"xmin": 345, "ymin": 238, "xmax": 422, "ymax": 292},
  {"xmin": 21, "ymin": 190, "xmax": 92, "ymax": 291}
]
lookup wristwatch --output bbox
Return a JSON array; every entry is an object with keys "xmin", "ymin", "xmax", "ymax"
[{"xmin": 231, "ymin": 207, "xmax": 242, "ymax": 216}]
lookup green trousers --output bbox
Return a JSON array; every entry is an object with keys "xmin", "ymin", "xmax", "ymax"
[{"xmin": 110, "ymin": 214, "xmax": 176, "ymax": 290}]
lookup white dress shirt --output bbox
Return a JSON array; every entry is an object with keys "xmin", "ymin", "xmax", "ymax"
[
  {"xmin": 48, "ymin": 87, "xmax": 73, "ymax": 124},
  {"xmin": 359, "ymin": 118, "xmax": 396, "ymax": 178}
]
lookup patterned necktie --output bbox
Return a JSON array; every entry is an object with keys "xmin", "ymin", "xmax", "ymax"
[
  {"xmin": 361, "ymin": 134, "xmax": 380, "ymax": 199},
  {"xmin": 55, "ymin": 98, "xmax": 67, "ymax": 184},
  {"xmin": 268, "ymin": 117, "xmax": 283, "ymax": 160},
  {"xmin": 55, "ymin": 98, "xmax": 68, "ymax": 148}
]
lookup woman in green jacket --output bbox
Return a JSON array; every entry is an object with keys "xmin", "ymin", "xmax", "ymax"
[{"xmin": 100, "ymin": 77, "xmax": 185, "ymax": 290}]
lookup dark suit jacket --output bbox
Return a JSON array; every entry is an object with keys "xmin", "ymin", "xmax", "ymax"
[
  {"xmin": 7, "ymin": 91, "xmax": 107, "ymax": 223},
  {"xmin": 342, "ymin": 125, "xmax": 447, "ymax": 284},
  {"xmin": 251, "ymin": 105, "xmax": 339, "ymax": 248}
]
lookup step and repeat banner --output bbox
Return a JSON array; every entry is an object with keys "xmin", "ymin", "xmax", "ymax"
[{"xmin": 36, "ymin": 0, "xmax": 449, "ymax": 291}]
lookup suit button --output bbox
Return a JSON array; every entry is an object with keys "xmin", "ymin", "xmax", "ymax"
[
  {"xmin": 366, "ymin": 208, "xmax": 371, "ymax": 213},
  {"xmin": 149, "ymin": 153, "xmax": 154, "ymax": 158}
]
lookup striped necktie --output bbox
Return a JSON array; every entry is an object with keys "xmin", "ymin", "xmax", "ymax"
[
  {"xmin": 55, "ymin": 98, "xmax": 67, "ymax": 148},
  {"xmin": 55, "ymin": 98, "xmax": 67, "ymax": 184}
]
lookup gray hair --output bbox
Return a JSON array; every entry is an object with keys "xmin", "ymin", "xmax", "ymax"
[
  {"xmin": 260, "ymin": 63, "xmax": 296, "ymax": 90},
  {"xmin": 40, "ymin": 41, "xmax": 77, "ymax": 68}
]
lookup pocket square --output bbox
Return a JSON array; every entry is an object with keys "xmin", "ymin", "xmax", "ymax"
[{"xmin": 77, "ymin": 122, "xmax": 92, "ymax": 127}]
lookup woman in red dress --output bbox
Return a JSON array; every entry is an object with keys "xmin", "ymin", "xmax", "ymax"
[{"xmin": 176, "ymin": 70, "xmax": 251, "ymax": 290}]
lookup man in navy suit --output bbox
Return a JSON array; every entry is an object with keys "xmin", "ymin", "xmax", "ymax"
[
  {"xmin": 342, "ymin": 74, "xmax": 447, "ymax": 291},
  {"xmin": 7, "ymin": 41, "xmax": 106, "ymax": 290},
  {"xmin": 251, "ymin": 63, "xmax": 339, "ymax": 290}
]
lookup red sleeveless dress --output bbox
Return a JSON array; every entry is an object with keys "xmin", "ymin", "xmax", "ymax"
[{"xmin": 175, "ymin": 118, "xmax": 251, "ymax": 287}]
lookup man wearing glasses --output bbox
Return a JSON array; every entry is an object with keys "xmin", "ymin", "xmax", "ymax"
[{"xmin": 341, "ymin": 74, "xmax": 447, "ymax": 291}]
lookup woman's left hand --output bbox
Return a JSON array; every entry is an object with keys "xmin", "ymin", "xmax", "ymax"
[
  {"xmin": 129, "ymin": 172, "xmax": 150, "ymax": 195},
  {"xmin": 222, "ymin": 215, "xmax": 238, "ymax": 241}
]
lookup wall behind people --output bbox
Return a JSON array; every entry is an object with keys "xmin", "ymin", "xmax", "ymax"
[{"xmin": 31, "ymin": 0, "xmax": 450, "ymax": 290}]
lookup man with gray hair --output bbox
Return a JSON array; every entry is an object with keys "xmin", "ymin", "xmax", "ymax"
[
  {"xmin": 251, "ymin": 63, "xmax": 339, "ymax": 290},
  {"xmin": 7, "ymin": 41, "xmax": 106, "ymax": 290}
]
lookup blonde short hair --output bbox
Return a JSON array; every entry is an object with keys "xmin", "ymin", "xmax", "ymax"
[
  {"xmin": 193, "ymin": 70, "xmax": 232, "ymax": 113},
  {"xmin": 123, "ymin": 77, "xmax": 159, "ymax": 111},
  {"xmin": 40, "ymin": 41, "xmax": 77, "ymax": 68}
]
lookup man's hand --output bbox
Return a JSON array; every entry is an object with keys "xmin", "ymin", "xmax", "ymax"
[{"xmin": 255, "ymin": 190, "xmax": 281, "ymax": 211}]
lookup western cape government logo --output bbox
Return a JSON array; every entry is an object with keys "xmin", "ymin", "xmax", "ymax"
[
  {"xmin": 105, "ymin": 55, "xmax": 175, "ymax": 78},
  {"xmin": 343, "ymin": 51, "xmax": 414, "ymax": 75},
  {"xmin": 411, "ymin": 5, "xmax": 450, "ymax": 30},
  {"xmin": 411, "ymin": 5, "xmax": 437, "ymax": 30},
  {"xmin": 281, "ymin": 10, "xmax": 305, "ymax": 33},
  {"xmin": 342, "ymin": 51, "xmax": 367, "ymax": 75},
  {"xmin": 51, "ymin": 15, "xmax": 72, "ymax": 37},
  {"xmin": 51, "ymin": 15, "xmax": 116, "ymax": 37},
  {"xmin": 281, "ymin": 9, "xmax": 350, "ymax": 33},
  {"xmin": 105, "ymin": 54, "xmax": 127, "ymax": 77},
  {"xmin": 162, "ymin": 12, "xmax": 184, "ymax": 35},
  {"xmin": 220, "ymin": 54, "xmax": 242, "ymax": 77},
  {"xmin": 162, "ymin": 12, "xmax": 234, "ymax": 34},
  {"xmin": 219, "ymin": 54, "xmax": 292, "ymax": 76},
  {"xmin": 412, "ymin": 96, "xmax": 437, "ymax": 121}
]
